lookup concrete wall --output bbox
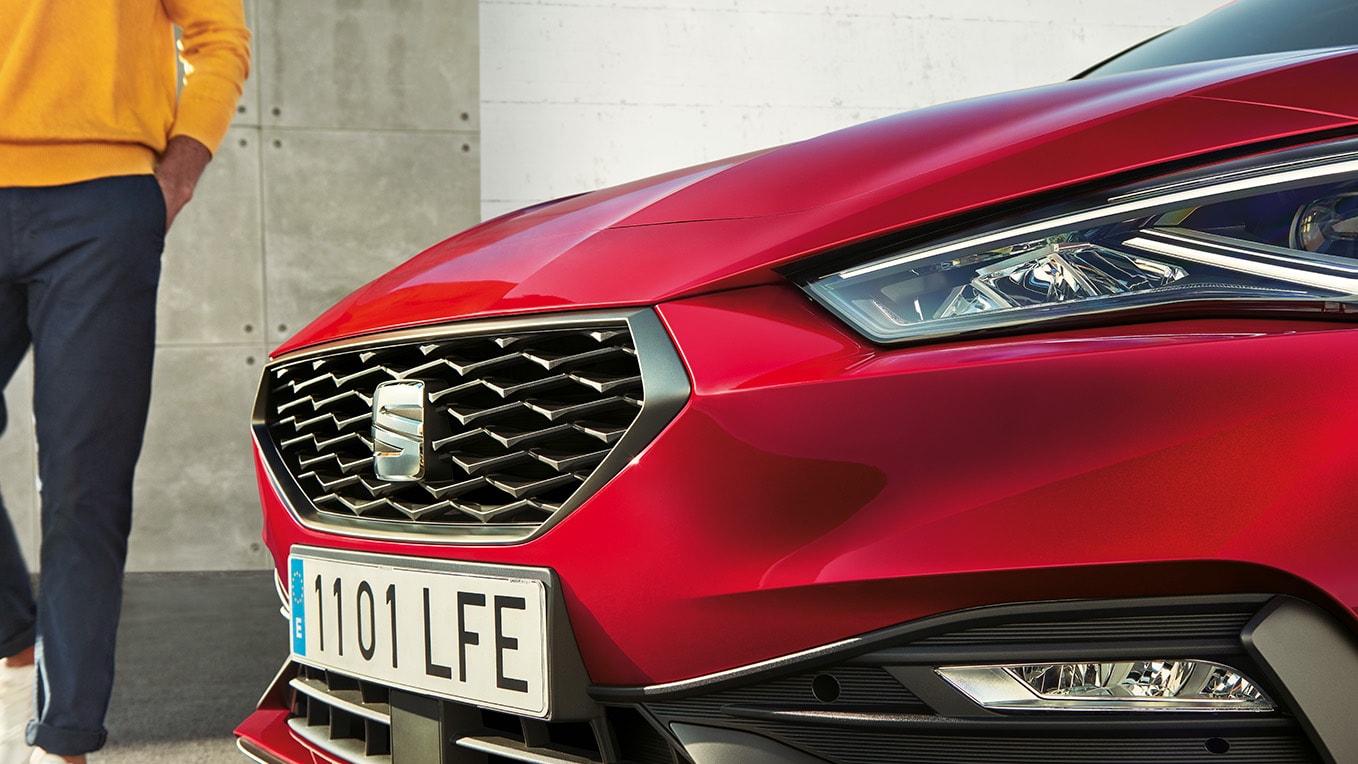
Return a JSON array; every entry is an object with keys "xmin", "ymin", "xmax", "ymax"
[
  {"xmin": 481, "ymin": 0, "xmax": 1223, "ymax": 218},
  {"xmin": 0, "ymin": 0, "xmax": 481, "ymax": 572},
  {"xmin": 1, "ymin": 0, "xmax": 1222, "ymax": 571}
]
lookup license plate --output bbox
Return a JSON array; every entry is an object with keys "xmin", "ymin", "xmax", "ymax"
[{"xmin": 288, "ymin": 549, "xmax": 550, "ymax": 716}]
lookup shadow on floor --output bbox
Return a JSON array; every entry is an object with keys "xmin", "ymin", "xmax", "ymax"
[{"xmin": 94, "ymin": 571, "xmax": 285, "ymax": 763}]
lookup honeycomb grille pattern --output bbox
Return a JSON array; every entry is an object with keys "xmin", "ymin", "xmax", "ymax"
[{"xmin": 264, "ymin": 324, "xmax": 643, "ymax": 528}]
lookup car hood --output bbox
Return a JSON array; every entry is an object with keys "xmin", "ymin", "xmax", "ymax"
[{"xmin": 279, "ymin": 47, "xmax": 1358, "ymax": 355}]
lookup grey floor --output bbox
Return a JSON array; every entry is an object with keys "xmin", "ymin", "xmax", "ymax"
[{"xmin": 90, "ymin": 571, "xmax": 285, "ymax": 763}]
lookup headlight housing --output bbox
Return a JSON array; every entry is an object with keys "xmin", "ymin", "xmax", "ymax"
[{"xmin": 800, "ymin": 141, "xmax": 1358, "ymax": 344}]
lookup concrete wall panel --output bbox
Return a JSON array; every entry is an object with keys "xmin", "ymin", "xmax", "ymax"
[
  {"xmin": 262, "ymin": 129, "xmax": 480, "ymax": 345},
  {"xmin": 235, "ymin": 0, "xmax": 262, "ymax": 126},
  {"xmin": 480, "ymin": 100, "xmax": 877, "ymax": 213},
  {"xmin": 11, "ymin": 0, "xmax": 480, "ymax": 573},
  {"xmin": 159, "ymin": 126, "xmax": 266, "ymax": 345},
  {"xmin": 257, "ymin": 0, "xmax": 478, "ymax": 132},
  {"xmin": 0, "ymin": 356, "xmax": 37, "ymax": 566},
  {"xmin": 128, "ymin": 346, "xmax": 270, "ymax": 571},
  {"xmin": 480, "ymin": 0, "xmax": 1222, "ymax": 214},
  {"xmin": 10, "ymin": 0, "xmax": 1220, "ymax": 572}
]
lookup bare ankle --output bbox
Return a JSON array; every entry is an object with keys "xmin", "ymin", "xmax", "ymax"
[
  {"xmin": 31, "ymin": 749, "xmax": 86, "ymax": 764},
  {"xmin": 2, "ymin": 645, "xmax": 34, "ymax": 667}
]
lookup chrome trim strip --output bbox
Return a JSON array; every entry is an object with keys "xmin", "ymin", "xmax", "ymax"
[
  {"xmin": 1108, "ymin": 146, "xmax": 1358, "ymax": 204},
  {"xmin": 835, "ymin": 154, "xmax": 1358, "ymax": 280},
  {"xmin": 274, "ymin": 568, "xmax": 289, "ymax": 621},
  {"xmin": 256, "ymin": 659, "xmax": 297, "ymax": 711},
  {"xmin": 935, "ymin": 662, "xmax": 1275, "ymax": 713},
  {"xmin": 620, "ymin": 636, "xmax": 864, "ymax": 698},
  {"xmin": 291, "ymin": 544, "xmax": 558, "ymax": 580},
  {"xmin": 236, "ymin": 738, "xmax": 290, "ymax": 764},
  {"xmin": 254, "ymin": 308, "xmax": 691, "ymax": 546},
  {"xmin": 594, "ymin": 594, "xmax": 1274, "ymax": 702},
  {"xmin": 269, "ymin": 310, "xmax": 645, "ymax": 365}
]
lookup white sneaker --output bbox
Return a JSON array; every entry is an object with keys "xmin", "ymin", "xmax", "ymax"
[
  {"xmin": 28, "ymin": 750, "xmax": 67, "ymax": 764},
  {"xmin": 0, "ymin": 662, "xmax": 33, "ymax": 764}
]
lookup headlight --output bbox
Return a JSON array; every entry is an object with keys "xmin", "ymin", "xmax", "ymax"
[{"xmin": 801, "ymin": 142, "xmax": 1358, "ymax": 344}]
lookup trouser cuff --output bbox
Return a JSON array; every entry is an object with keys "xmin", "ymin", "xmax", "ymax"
[{"xmin": 26, "ymin": 720, "xmax": 107, "ymax": 756}]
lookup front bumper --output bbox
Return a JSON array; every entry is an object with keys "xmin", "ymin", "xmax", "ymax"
[
  {"xmin": 236, "ymin": 592, "xmax": 1358, "ymax": 763},
  {"xmin": 240, "ymin": 285, "xmax": 1358, "ymax": 762}
]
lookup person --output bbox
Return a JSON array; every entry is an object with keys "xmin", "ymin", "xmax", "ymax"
[{"xmin": 0, "ymin": 2, "xmax": 250, "ymax": 762}]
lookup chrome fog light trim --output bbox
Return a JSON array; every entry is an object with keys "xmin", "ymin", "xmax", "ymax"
[{"xmin": 938, "ymin": 659, "xmax": 1275, "ymax": 712}]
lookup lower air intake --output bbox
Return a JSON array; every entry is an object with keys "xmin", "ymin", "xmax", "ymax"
[{"xmin": 286, "ymin": 664, "xmax": 677, "ymax": 764}]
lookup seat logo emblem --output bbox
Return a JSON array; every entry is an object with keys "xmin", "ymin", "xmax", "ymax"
[{"xmin": 372, "ymin": 380, "xmax": 426, "ymax": 482}]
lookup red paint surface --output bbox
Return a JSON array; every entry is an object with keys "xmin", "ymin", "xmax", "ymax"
[
  {"xmin": 242, "ymin": 47, "xmax": 1358, "ymax": 759},
  {"xmin": 256, "ymin": 286, "xmax": 1358, "ymax": 687},
  {"xmin": 276, "ymin": 49, "xmax": 1358, "ymax": 356}
]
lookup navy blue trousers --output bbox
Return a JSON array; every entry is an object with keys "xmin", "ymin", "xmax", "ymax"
[{"xmin": 0, "ymin": 175, "xmax": 164, "ymax": 755}]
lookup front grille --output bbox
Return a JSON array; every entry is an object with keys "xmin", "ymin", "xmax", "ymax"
[
  {"xmin": 287, "ymin": 664, "xmax": 678, "ymax": 764},
  {"xmin": 257, "ymin": 312, "xmax": 687, "ymax": 541},
  {"xmin": 288, "ymin": 666, "xmax": 393, "ymax": 763}
]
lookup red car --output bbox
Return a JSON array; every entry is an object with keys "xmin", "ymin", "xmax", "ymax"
[{"xmin": 237, "ymin": 2, "xmax": 1358, "ymax": 762}]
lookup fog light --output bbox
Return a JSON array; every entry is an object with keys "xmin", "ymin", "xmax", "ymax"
[{"xmin": 937, "ymin": 660, "xmax": 1274, "ymax": 712}]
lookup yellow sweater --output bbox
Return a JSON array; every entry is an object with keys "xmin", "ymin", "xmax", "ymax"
[{"xmin": 0, "ymin": 0, "xmax": 251, "ymax": 187}]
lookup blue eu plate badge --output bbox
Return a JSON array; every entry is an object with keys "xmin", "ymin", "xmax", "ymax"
[{"xmin": 290, "ymin": 557, "xmax": 306, "ymax": 656}]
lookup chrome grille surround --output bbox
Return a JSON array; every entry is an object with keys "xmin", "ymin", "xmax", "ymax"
[{"xmin": 254, "ymin": 310, "xmax": 689, "ymax": 544}]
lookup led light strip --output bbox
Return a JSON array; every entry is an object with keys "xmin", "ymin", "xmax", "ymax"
[
  {"xmin": 835, "ymin": 155, "xmax": 1358, "ymax": 280},
  {"xmin": 1123, "ymin": 235, "xmax": 1358, "ymax": 294}
]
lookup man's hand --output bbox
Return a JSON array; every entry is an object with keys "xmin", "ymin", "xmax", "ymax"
[{"xmin": 155, "ymin": 135, "xmax": 212, "ymax": 231}]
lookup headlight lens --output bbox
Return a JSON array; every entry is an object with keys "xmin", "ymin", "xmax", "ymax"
[
  {"xmin": 1292, "ymin": 192, "xmax": 1358, "ymax": 256},
  {"xmin": 803, "ymin": 147, "xmax": 1358, "ymax": 344}
]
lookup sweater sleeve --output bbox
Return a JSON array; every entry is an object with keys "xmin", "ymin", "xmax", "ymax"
[{"xmin": 163, "ymin": 0, "xmax": 252, "ymax": 155}]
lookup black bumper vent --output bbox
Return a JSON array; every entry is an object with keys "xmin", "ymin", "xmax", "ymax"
[
  {"xmin": 256, "ymin": 312, "xmax": 687, "ymax": 542},
  {"xmin": 287, "ymin": 665, "xmax": 393, "ymax": 763},
  {"xmin": 647, "ymin": 665, "xmax": 927, "ymax": 721},
  {"xmin": 286, "ymin": 664, "xmax": 678, "ymax": 764},
  {"xmin": 767, "ymin": 727, "xmax": 1316, "ymax": 764},
  {"xmin": 912, "ymin": 610, "xmax": 1255, "ymax": 646},
  {"xmin": 631, "ymin": 596, "xmax": 1323, "ymax": 764}
]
